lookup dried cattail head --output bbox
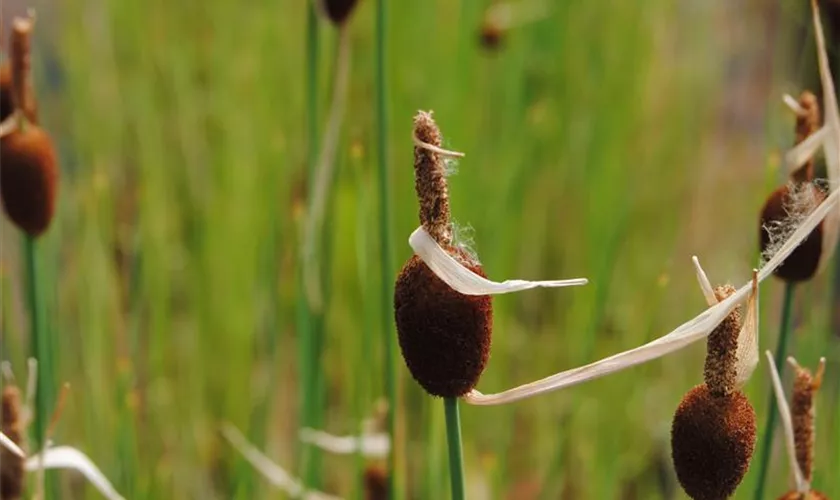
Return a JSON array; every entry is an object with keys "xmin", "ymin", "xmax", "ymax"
[
  {"xmin": 395, "ymin": 250, "xmax": 493, "ymax": 397},
  {"xmin": 363, "ymin": 465, "xmax": 388, "ymax": 500},
  {"xmin": 479, "ymin": 21, "xmax": 504, "ymax": 51},
  {"xmin": 0, "ymin": 125, "xmax": 59, "ymax": 236},
  {"xmin": 1, "ymin": 386, "xmax": 25, "ymax": 500},
  {"xmin": 672, "ymin": 268, "xmax": 759, "ymax": 500},
  {"xmin": 395, "ymin": 112, "xmax": 493, "ymax": 398},
  {"xmin": 671, "ymin": 384, "xmax": 756, "ymax": 500},
  {"xmin": 760, "ymin": 183, "xmax": 826, "ymax": 283},
  {"xmin": 319, "ymin": 0, "xmax": 360, "ymax": 26}
]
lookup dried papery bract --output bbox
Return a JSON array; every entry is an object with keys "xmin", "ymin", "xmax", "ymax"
[
  {"xmin": 760, "ymin": 91, "xmax": 825, "ymax": 282},
  {"xmin": 767, "ymin": 352, "xmax": 829, "ymax": 500},
  {"xmin": 395, "ymin": 111, "xmax": 587, "ymax": 397},
  {"xmin": 1, "ymin": 386, "xmax": 25, "ymax": 500},
  {"xmin": 671, "ymin": 271, "xmax": 758, "ymax": 500}
]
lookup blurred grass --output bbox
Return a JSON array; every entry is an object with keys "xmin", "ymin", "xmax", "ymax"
[{"xmin": 0, "ymin": 0, "xmax": 836, "ymax": 499}]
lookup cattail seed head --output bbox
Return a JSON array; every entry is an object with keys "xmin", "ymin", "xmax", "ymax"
[
  {"xmin": 413, "ymin": 111, "xmax": 453, "ymax": 246},
  {"xmin": 363, "ymin": 465, "xmax": 388, "ymax": 500},
  {"xmin": 0, "ymin": 125, "xmax": 59, "ymax": 236},
  {"xmin": 671, "ymin": 384, "xmax": 756, "ymax": 500},
  {"xmin": 319, "ymin": 0, "xmax": 360, "ymax": 26},
  {"xmin": 703, "ymin": 285, "xmax": 740, "ymax": 397},
  {"xmin": 759, "ymin": 183, "xmax": 825, "ymax": 282},
  {"xmin": 791, "ymin": 361, "xmax": 823, "ymax": 485},
  {"xmin": 1, "ymin": 386, "xmax": 25, "ymax": 500},
  {"xmin": 10, "ymin": 17, "xmax": 37, "ymax": 125},
  {"xmin": 479, "ymin": 22, "xmax": 504, "ymax": 51},
  {"xmin": 394, "ymin": 249, "xmax": 493, "ymax": 397}
]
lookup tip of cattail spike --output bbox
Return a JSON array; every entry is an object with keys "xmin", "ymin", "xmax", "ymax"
[
  {"xmin": 0, "ymin": 125, "xmax": 59, "ymax": 236},
  {"xmin": 1, "ymin": 386, "xmax": 25, "ymax": 500},
  {"xmin": 671, "ymin": 384, "xmax": 756, "ymax": 500},
  {"xmin": 363, "ymin": 465, "xmax": 388, "ymax": 500},
  {"xmin": 413, "ymin": 111, "xmax": 454, "ymax": 247},
  {"xmin": 703, "ymin": 284, "xmax": 740, "ymax": 397},
  {"xmin": 394, "ymin": 248, "xmax": 493, "ymax": 397},
  {"xmin": 319, "ymin": 0, "xmax": 360, "ymax": 25},
  {"xmin": 788, "ymin": 357, "xmax": 825, "ymax": 485},
  {"xmin": 760, "ymin": 183, "xmax": 825, "ymax": 282}
]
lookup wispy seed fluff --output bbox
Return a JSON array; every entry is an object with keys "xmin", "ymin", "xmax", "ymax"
[
  {"xmin": 1, "ymin": 386, "xmax": 25, "ymax": 500},
  {"xmin": 671, "ymin": 280, "xmax": 757, "ymax": 500},
  {"xmin": 394, "ymin": 111, "xmax": 493, "ymax": 398},
  {"xmin": 760, "ymin": 91, "xmax": 826, "ymax": 282}
]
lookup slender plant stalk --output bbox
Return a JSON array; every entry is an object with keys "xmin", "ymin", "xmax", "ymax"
[
  {"xmin": 444, "ymin": 397, "xmax": 466, "ymax": 500},
  {"xmin": 373, "ymin": 0, "xmax": 398, "ymax": 498},
  {"xmin": 23, "ymin": 235, "xmax": 52, "ymax": 492},
  {"xmin": 753, "ymin": 283, "xmax": 796, "ymax": 500},
  {"xmin": 298, "ymin": 0, "xmax": 321, "ymax": 489}
]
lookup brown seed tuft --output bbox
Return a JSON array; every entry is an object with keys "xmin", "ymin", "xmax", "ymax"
[
  {"xmin": 320, "ymin": 0, "xmax": 360, "ymax": 25},
  {"xmin": 0, "ymin": 125, "xmax": 59, "ymax": 236},
  {"xmin": 671, "ymin": 384, "xmax": 756, "ymax": 500},
  {"xmin": 777, "ymin": 491, "xmax": 830, "ymax": 500},
  {"xmin": 1, "ymin": 386, "xmax": 25, "ymax": 500},
  {"xmin": 363, "ymin": 465, "xmax": 388, "ymax": 500},
  {"xmin": 0, "ymin": 63, "xmax": 12, "ymax": 123},
  {"xmin": 413, "ymin": 111, "xmax": 452, "ymax": 246},
  {"xmin": 759, "ymin": 184, "xmax": 825, "ymax": 282},
  {"xmin": 703, "ymin": 285, "xmax": 740, "ymax": 397},
  {"xmin": 394, "ymin": 247, "xmax": 493, "ymax": 397}
]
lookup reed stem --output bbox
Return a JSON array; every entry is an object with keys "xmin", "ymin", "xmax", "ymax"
[
  {"xmin": 374, "ymin": 0, "xmax": 398, "ymax": 497},
  {"xmin": 444, "ymin": 397, "xmax": 466, "ymax": 500},
  {"xmin": 753, "ymin": 283, "xmax": 796, "ymax": 500}
]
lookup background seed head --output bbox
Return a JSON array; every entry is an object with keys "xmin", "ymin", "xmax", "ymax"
[
  {"xmin": 671, "ymin": 384, "xmax": 756, "ymax": 500},
  {"xmin": 394, "ymin": 248, "xmax": 493, "ymax": 398},
  {"xmin": 320, "ymin": 0, "xmax": 360, "ymax": 26},
  {"xmin": 363, "ymin": 465, "xmax": 388, "ymax": 500},
  {"xmin": 0, "ymin": 125, "xmax": 59, "ymax": 236},
  {"xmin": 759, "ymin": 184, "xmax": 824, "ymax": 282}
]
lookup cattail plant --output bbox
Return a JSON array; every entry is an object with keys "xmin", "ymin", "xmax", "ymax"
[
  {"xmin": 0, "ymin": 16, "xmax": 58, "ymax": 236},
  {"xmin": 670, "ymin": 265, "xmax": 759, "ymax": 500},
  {"xmin": 765, "ymin": 353, "xmax": 828, "ymax": 500},
  {"xmin": 0, "ymin": 361, "xmax": 124, "ymax": 500},
  {"xmin": 478, "ymin": 1, "xmax": 548, "ymax": 51},
  {"xmin": 754, "ymin": 2, "xmax": 840, "ymax": 497}
]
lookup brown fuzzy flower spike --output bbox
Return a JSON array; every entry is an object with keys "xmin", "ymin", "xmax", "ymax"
[
  {"xmin": 319, "ymin": 0, "xmax": 360, "ymax": 26},
  {"xmin": 395, "ymin": 112, "xmax": 493, "ymax": 398},
  {"xmin": 1, "ymin": 15, "xmax": 56, "ymax": 236},
  {"xmin": 1, "ymin": 386, "xmax": 25, "ymax": 500},
  {"xmin": 671, "ymin": 269, "xmax": 759, "ymax": 500},
  {"xmin": 1, "ymin": 125, "xmax": 59, "ymax": 236},
  {"xmin": 760, "ymin": 91, "xmax": 826, "ymax": 282}
]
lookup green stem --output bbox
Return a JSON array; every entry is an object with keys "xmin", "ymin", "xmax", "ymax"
[
  {"xmin": 444, "ymin": 398, "xmax": 465, "ymax": 500},
  {"xmin": 753, "ymin": 283, "xmax": 796, "ymax": 500},
  {"xmin": 24, "ymin": 235, "xmax": 51, "ymax": 450},
  {"xmin": 374, "ymin": 0, "xmax": 398, "ymax": 498}
]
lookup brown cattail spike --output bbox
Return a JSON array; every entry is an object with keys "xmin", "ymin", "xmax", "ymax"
[
  {"xmin": 791, "ymin": 360, "xmax": 824, "ymax": 484},
  {"xmin": 760, "ymin": 89, "xmax": 825, "ymax": 282},
  {"xmin": 395, "ymin": 112, "xmax": 493, "ymax": 397},
  {"xmin": 1, "ymin": 386, "xmax": 25, "ymax": 500},
  {"xmin": 703, "ymin": 285, "xmax": 740, "ymax": 397},
  {"xmin": 413, "ymin": 111, "xmax": 453, "ymax": 246},
  {"xmin": 10, "ymin": 16, "xmax": 37, "ymax": 126},
  {"xmin": 671, "ymin": 384, "xmax": 756, "ymax": 500},
  {"xmin": 320, "ymin": 0, "xmax": 360, "ymax": 26},
  {"xmin": 394, "ymin": 248, "xmax": 493, "ymax": 397},
  {"xmin": 0, "ymin": 125, "xmax": 59, "ymax": 235},
  {"xmin": 363, "ymin": 465, "xmax": 388, "ymax": 500}
]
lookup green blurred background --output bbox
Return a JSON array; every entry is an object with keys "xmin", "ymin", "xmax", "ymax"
[{"xmin": 1, "ymin": 0, "xmax": 838, "ymax": 498}]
